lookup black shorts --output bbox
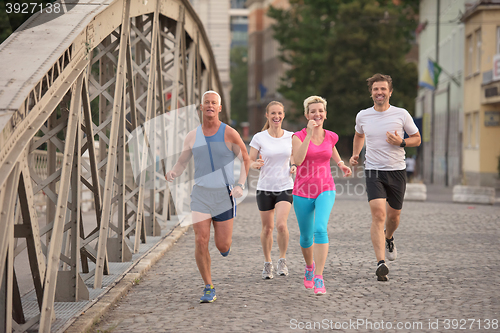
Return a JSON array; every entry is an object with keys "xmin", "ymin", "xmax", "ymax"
[
  {"xmin": 365, "ymin": 169, "xmax": 407, "ymax": 210},
  {"xmin": 190, "ymin": 185, "xmax": 236, "ymax": 222},
  {"xmin": 256, "ymin": 189, "xmax": 293, "ymax": 211}
]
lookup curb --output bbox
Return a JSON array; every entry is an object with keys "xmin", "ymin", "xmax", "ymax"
[{"xmin": 62, "ymin": 219, "xmax": 191, "ymax": 333}]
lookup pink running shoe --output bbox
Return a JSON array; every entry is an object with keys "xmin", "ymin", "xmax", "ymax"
[
  {"xmin": 314, "ymin": 276, "xmax": 326, "ymax": 295},
  {"xmin": 304, "ymin": 261, "xmax": 315, "ymax": 289}
]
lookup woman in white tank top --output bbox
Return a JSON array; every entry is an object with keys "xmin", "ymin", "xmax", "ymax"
[{"xmin": 249, "ymin": 101, "xmax": 296, "ymax": 280}]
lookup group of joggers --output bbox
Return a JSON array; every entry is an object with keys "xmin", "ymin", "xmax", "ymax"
[{"xmin": 165, "ymin": 73, "xmax": 421, "ymax": 303}]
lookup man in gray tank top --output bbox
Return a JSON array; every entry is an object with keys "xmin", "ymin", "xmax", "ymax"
[{"xmin": 166, "ymin": 91, "xmax": 250, "ymax": 303}]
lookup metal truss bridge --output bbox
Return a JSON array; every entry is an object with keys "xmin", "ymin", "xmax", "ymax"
[{"xmin": 0, "ymin": 0, "xmax": 226, "ymax": 331}]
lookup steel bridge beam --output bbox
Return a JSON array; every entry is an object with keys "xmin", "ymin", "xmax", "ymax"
[{"xmin": 0, "ymin": 0, "xmax": 225, "ymax": 331}]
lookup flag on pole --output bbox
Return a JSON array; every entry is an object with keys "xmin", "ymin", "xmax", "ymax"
[
  {"xmin": 419, "ymin": 59, "xmax": 442, "ymax": 90},
  {"xmin": 259, "ymin": 83, "xmax": 268, "ymax": 101}
]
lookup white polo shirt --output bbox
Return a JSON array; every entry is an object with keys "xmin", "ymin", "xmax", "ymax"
[{"xmin": 354, "ymin": 105, "xmax": 419, "ymax": 171}]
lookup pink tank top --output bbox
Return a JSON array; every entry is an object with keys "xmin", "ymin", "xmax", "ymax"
[{"xmin": 292, "ymin": 128, "xmax": 339, "ymax": 198}]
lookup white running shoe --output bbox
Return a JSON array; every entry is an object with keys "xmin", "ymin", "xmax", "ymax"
[
  {"xmin": 262, "ymin": 262, "xmax": 274, "ymax": 279},
  {"xmin": 276, "ymin": 258, "xmax": 289, "ymax": 276}
]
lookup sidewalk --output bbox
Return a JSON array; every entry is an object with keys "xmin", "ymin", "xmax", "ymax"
[
  {"xmin": 90, "ymin": 195, "xmax": 500, "ymax": 332},
  {"xmin": 424, "ymin": 183, "xmax": 454, "ymax": 203}
]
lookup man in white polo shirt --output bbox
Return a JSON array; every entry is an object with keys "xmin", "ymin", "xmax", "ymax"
[{"xmin": 350, "ymin": 73, "xmax": 421, "ymax": 282}]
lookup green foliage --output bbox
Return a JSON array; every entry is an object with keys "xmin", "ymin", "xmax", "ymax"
[
  {"xmin": 0, "ymin": 3, "xmax": 13, "ymax": 43},
  {"xmin": 0, "ymin": 0, "xmax": 55, "ymax": 44},
  {"xmin": 230, "ymin": 46, "xmax": 248, "ymax": 125},
  {"xmin": 268, "ymin": 0, "xmax": 419, "ymax": 135}
]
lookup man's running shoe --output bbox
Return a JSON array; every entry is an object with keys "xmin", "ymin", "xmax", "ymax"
[
  {"xmin": 220, "ymin": 247, "xmax": 231, "ymax": 257},
  {"xmin": 200, "ymin": 284, "xmax": 216, "ymax": 303},
  {"xmin": 314, "ymin": 277, "xmax": 326, "ymax": 295},
  {"xmin": 304, "ymin": 261, "xmax": 315, "ymax": 289},
  {"xmin": 276, "ymin": 258, "xmax": 289, "ymax": 276},
  {"xmin": 376, "ymin": 262, "xmax": 389, "ymax": 282},
  {"xmin": 385, "ymin": 237, "xmax": 397, "ymax": 261},
  {"xmin": 262, "ymin": 262, "xmax": 274, "ymax": 279}
]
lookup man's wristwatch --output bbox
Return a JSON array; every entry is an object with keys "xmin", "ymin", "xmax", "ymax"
[
  {"xmin": 235, "ymin": 183, "xmax": 245, "ymax": 190},
  {"xmin": 400, "ymin": 139, "xmax": 406, "ymax": 147}
]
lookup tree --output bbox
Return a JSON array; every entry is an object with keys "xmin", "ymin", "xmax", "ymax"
[
  {"xmin": 0, "ymin": 2, "xmax": 13, "ymax": 43},
  {"xmin": 0, "ymin": 1, "xmax": 67, "ymax": 44},
  {"xmin": 230, "ymin": 46, "xmax": 248, "ymax": 125},
  {"xmin": 268, "ymin": 0, "xmax": 418, "ymax": 136}
]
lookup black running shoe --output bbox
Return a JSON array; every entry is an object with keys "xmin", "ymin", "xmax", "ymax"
[
  {"xmin": 376, "ymin": 262, "xmax": 389, "ymax": 281},
  {"xmin": 385, "ymin": 237, "xmax": 397, "ymax": 261}
]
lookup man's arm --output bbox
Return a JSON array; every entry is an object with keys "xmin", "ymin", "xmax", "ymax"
[
  {"xmin": 165, "ymin": 130, "xmax": 195, "ymax": 181},
  {"xmin": 406, "ymin": 132, "xmax": 421, "ymax": 147},
  {"xmin": 226, "ymin": 126, "xmax": 250, "ymax": 197},
  {"xmin": 386, "ymin": 131, "xmax": 421, "ymax": 147},
  {"xmin": 349, "ymin": 131, "xmax": 365, "ymax": 166}
]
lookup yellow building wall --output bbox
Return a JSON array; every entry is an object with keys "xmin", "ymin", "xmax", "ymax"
[
  {"xmin": 463, "ymin": 13, "xmax": 481, "ymax": 173},
  {"xmin": 479, "ymin": 10, "xmax": 500, "ymax": 174},
  {"xmin": 463, "ymin": 149, "xmax": 481, "ymax": 172},
  {"xmin": 480, "ymin": 105, "xmax": 500, "ymax": 173},
  {"xmin": 463, "ymin": 7, "xmax": 500, "ymax": 178}
]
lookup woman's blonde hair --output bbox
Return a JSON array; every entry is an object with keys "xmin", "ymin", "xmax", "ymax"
[
  {"xmin": 303, "ymin": 96, "xmax": 327, "ymax": 116},
  {"xmin": 262, "ymin": 101, "xmax": 285, "ymax": 131}
]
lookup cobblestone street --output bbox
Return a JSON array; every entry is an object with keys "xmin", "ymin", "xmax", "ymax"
[{"xmin": 93, "ymin": 195, "xmax": 500, "ymax": 332}]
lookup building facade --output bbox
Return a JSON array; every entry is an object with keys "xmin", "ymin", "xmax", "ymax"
[
  {"xmin": 246, "ymin": 0, "xmax": 291, "ymax": 135},
  {"xmin": 461, "ymin": 0, "xmax": 500, "ymax": 187},
  {"xmin": 416, "ymin": 0, "xmax": 466, "ymax": 186},
  {"xmin": 189, "ymin": 0, "xmax": 232, "ymax": 112},
  {"xmin": 230, "ymin": 0, "xmax": 249, "ymax": 48}
]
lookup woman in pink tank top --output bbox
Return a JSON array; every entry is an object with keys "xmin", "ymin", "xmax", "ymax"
[{"xmin": 291, "ymin": 96, "xmax": 351, "ymax": 295}]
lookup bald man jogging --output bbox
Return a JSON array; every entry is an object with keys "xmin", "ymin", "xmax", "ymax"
[{"xmin": 166, "ymin": 91, "xmax": 250, "ymax": 302}]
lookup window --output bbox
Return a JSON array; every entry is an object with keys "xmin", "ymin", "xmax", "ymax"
[
  {"xmin": 497, "ymin": 26, "xmax": 500, "ymax": 55},
  {"xmin": 466, "ymin": 34, "xmax": 473, "ymax": 76},
  {"xmin": 465, "ymin": 113, "xmax": 471, "ymax": 147},
  {"xmin": 467, "ymin": 112, "xmax": 480, "ymax": 148},
  {"xmin": 475, "ymin": 29, "xmax": 482, "ymax": 73},
  {"xmin": 473, "ymin": 111, "xmax": 480, "ymax": 148}
]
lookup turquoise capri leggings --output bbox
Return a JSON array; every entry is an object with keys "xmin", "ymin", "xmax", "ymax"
[{"xmin": 293, "ymin": 191, "xmax": 336, "ymax": 248}]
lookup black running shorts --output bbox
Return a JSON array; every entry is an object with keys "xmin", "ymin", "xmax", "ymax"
[
  {"xmin": 256, "ymin": 189, "xmax": 293, "ymax": 211},
  {"xmin": 365, "ymin": 169, "xmax": 407, "ymax": 210}
]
